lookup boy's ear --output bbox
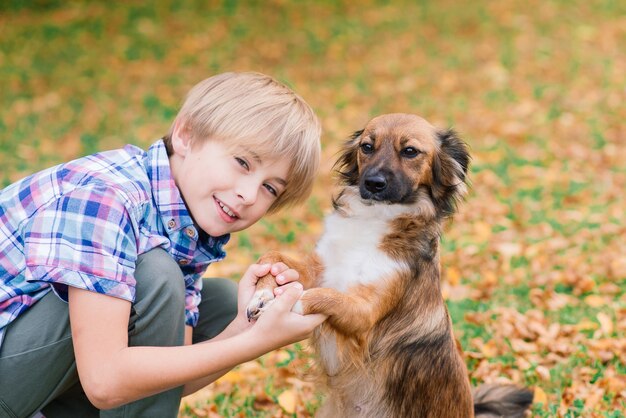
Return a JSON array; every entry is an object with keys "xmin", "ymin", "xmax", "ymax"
[{"xmin": 171, "ymin": 119, "xmax": 193, "ymax": 156}]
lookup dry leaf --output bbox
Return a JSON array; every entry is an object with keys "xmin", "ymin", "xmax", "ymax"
[
  {"xmin": 217, "ymin": 370, "xmax": 244, "ymax": 384},
  {"xmin": 480, "ymin": 340, "xmax": 499, "ymax": 358},
  {"xmin": 596, "ymin": 312, "xmax": 614, "ymax": 336},
  {"xmin": 473, "ymin": 221, "xmax": 492, "ymax": 241},
  {"xmin": 535, "ymin": 366, "xmax": 551, "ymax": 381},
  {"xmin": 446, "ymin": 266, "xmax": 462, "ymax": 285},
  {"xmin": 584, "ymin": 295, "xmax": 606, "ymax": 308},
  {"xmin": 576, "ymin": 319, "xmax": 598, "ymax": 331},
  {"xmin": 191, "ymin": 408, "xmax": 209, "ymax": 417},
  {"xmin": 277, "ymin": 389, "xmax": 298, "ymax": 414},
  {"xmin": 534, "ymin": 386, "xmax": 548, "ymax": 405}
]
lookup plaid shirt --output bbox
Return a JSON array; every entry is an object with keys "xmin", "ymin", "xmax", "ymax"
[{"xmin": 0, "ymin": 140, "xmax": 229, "ymax": 348}]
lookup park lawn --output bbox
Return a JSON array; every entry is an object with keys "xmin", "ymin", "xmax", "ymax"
[{"xmin": 1, "ymin": 1, "xmax": 624, "ymax": 416}]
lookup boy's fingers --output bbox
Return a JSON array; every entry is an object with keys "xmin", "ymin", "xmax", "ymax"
[
  {"xmin": 275, "ymin": 268, "xmax": 299, "ymax": 285},
  {"xmin": 303, "ymin": 313, "xmax": 327, "ymax": 327},
  {"xmin": 243, "ymin": 263, "xmax": 272, "ymax": 285},
  {"xmin": 273, "ymin": 283, "xmax": 303, "ymax": 308},
  {"xmin": 270, "ymin": 262, "xmax": 289, "ymax": 275},
  {"xmin": 251, "ymin": 263, "xmax": 271, "ymax": 277}
]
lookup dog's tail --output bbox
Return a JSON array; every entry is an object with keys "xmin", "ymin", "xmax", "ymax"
[{"xmin": 472, "ymin": 384, "xmax": 534, "ymax": 418}]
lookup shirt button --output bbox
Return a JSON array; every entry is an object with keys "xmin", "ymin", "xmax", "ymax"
[
  {"xmin": 167, "ymin": 219, "xmax": 176, "ymax": 229},
  {"xmin": 185, "ymin": 227, "xmax": 196, "ymax": 238},
  {"xmin": 178, "ymin": 258, "xmax": 190, "ymax": 266}
]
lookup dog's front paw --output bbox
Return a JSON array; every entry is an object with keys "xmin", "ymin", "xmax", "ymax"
[
  {"xmin": 291, "ymin": 290, "xmax": 307, "ymax": 315},
  {"xmin": 246, "ymin": 288, "xmax": 275, "ymax": 321}
]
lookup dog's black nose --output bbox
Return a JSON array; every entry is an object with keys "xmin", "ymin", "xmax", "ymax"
[{"xmin": 364, "ymin": 174, "xmax": 387, "ymax": 193}]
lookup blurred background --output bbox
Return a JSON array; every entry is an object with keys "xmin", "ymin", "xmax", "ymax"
[{"xmin": 1, "ymin": 1, "xmax": 625, "ymax": 416}]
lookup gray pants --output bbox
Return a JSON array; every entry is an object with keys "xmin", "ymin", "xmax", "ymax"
[{"xmin": 0, "ymin": 248, "xmax": 238, "ymax": 418}]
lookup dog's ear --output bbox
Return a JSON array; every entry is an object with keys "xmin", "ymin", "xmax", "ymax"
[
  {"xmin": 431, "ymin": 129, "xmax": 470, "ymax": 217},
  {"xmin": 334, "ymin": 129, "xmax": 363, "ymax": 186}
]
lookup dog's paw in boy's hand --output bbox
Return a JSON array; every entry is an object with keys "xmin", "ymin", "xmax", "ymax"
[{"xmin": 246, "ymin": 286, "xmax": 275, "ymax": 321}]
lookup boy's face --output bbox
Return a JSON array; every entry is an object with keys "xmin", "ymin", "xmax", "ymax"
[{"xmin": 170, "ymin": 133, "xmax": 289, "ymax": 237}]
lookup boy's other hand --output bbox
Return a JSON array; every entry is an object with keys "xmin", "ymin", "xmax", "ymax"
[
  {"xmin": 252, "ymin": 282, "xmax": 327, "ymax": 348},
  {"xmin": 244, "ymin": 261, "xmax": 303, "ymax": 321},
  {"xmin": 269, "ymin": 261, "xmax": 300, "ymax": 292},
  {"xmin": 236, "ymin": 263, "xmax": 272, "ymax": 325},
  {"xmin": 236, "ymin": 262, "xmax": 303, "ymax": 328}
]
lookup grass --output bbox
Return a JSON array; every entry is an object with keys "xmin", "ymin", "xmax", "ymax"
[{"xmin": 1, "ymin": 0, "xmax": 625, "ymax": 416}]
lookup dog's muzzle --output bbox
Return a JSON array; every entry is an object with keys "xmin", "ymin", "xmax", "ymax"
[
  {"xmin": 364, "ymin": 173, "xmax": 387, "ymax": 194},
  {"xmin": 360, "ymin": 169, "xmax": 408, "ymax": 202}
]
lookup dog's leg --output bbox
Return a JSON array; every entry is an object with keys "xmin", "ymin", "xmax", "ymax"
[
  {"xmin": 294, "ymin": 284, "xmax": 391, "ymax": 337},
  {"xmin": 246, "ymin": 251, "xmax": 322, "ymax": 321}
]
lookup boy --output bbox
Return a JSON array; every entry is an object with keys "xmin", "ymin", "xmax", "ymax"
[{"xmin": 0, "ymin": 72, "xmax": 326, "ymax": 417}]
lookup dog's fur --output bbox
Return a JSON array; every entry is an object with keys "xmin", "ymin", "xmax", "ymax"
[{"xmin": 246, "ymin": 114, "xmax": 533, "ymax": 417}]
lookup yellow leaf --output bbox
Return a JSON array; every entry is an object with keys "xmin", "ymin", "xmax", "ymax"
[
  {"xmin": 575, "ymin": 319, "xmax": 598, "ymax": 331},
  {"xmin": 191, "ymin": 407, "xmax": 209, "ymax": 417},
  {"xmin": 584, "ymin": 295, "xmax": 606, "ymax": 307},
  {"xmin": 610, "ymin": 257, "xmax": 626, "ymax": 278},
  {"xmin": 576, "ymin": 276, "xmax": 596, "ymax": 294},
  {"xmin": 217, "ymin": 370, "xmax": 244, "ymax": 383},
  {"xmin": 533, "ymin": 386, "xmax": 548, "ymax": 405},
  {"xmin": 597, "ymin": 312, "xmax": 613, "ymax": 335},
  {"xmin": 473, "ymin": 221, "xmax": 492, "ymax": 241},
  {"xmin": 277, "ymin": 389, "xmax": 297, "ymax": 414},
  {"xmin": 483, "ymin": 271, "xmax": 498, "ymax": 287},
  {"xmin": 480, "ymin": 340, "xmax": 498, "ymax": 357},
  {"xmin": 535, "ymin": 365, "xmax": 551, "ymax": 381},
  {"xmin": 446, "ymin": 266, "xmax": 461, "ymax": 286}
]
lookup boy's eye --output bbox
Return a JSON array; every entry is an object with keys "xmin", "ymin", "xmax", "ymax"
[
  {"xmin": 235, "ymin": 157, "xmax": 249, "ymax": 170},
  {"xmin": 264, "ymin": 183, "xmax": 278, "ymax": 197}
]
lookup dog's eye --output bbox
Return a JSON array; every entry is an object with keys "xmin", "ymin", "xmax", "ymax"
[
  {"xmin": 401, "ymin": 147, "xmax": 420, "ymax": 158},
  {"xmin": 360, "ymin": 143, "xmax": 374, "ymax": 154}
]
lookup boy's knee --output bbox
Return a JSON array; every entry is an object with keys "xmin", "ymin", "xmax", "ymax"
[
  {"xmin": 130, "ymin": 248, "xmax": 186, "ymax": 344},
  {"xmin": 193, "ymin": 278, "xmax": 238, "ymax": 343},
  {"xmin": 135, "ymin": 248, "xmax": 185, "ymax": 298},
  {"xmin": 205, "ymin": 278, "xmax": 238, "ymax": 307}
]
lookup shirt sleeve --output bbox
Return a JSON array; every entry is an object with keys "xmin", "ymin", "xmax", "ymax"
[
  {"xmin": 184, "ymin": 273, "xmax": 203, "ymax": 327},
  {"xmin": 22, "ymin": 183, "xmax": 139, "ymax": 302}
]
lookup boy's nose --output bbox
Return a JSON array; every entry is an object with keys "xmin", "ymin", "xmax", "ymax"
[{"xmin": 236, "ymin": 182, "xmax": 259, "ymax": 205}]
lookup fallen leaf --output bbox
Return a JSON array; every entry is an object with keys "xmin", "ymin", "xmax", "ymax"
[
  {"xmin": 278, "ymin": 389, "xmax": 298, "ymax": 414},
  {"xmin": 480, "ymin": 340, "xmax": 499, "ymax": 357},
  {"xmin": 535, "ymin": 366, "xmax": 551, "ymax": 381},
  {"xmin": 584, "ymin": 295, "xmax": 606, "ymax": 308},
  {"xmin": 446, "ymin": 266, "xmax": 462, "ymax": 285},
  {"xmin": 534, "ymin": 386, "xmax": 548, "ymax": 405},
  {"xmin": 191, "ymin": 408, "xmax": 208, "ymax": 417},
  {"xmin": 576, "ymin": 319, "xmax": 598, "ymax": 331},
  {"xmin": 596, "ymin": 312, "xmax": 613, "ymax": 335},
  {"xmin": 217, "ymin": 370, "xmax": 244, "ymax": 384}
]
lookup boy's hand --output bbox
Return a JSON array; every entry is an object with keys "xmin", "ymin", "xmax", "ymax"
[
  {"xmin": 236, "ymin": 262, "xmax": 302, "ymax": 328},
  {"xmin": 268, "ymin": 261, "xmax": 301, "ymax": 292},
  {"xmin": 251, "ymin": 283, "xmax": 327, "ymax": 349}
]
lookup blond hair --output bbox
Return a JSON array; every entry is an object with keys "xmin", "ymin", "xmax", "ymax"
[{"xmin": 164, "ymin": 72, "xmax": 321, "ymax": 213}]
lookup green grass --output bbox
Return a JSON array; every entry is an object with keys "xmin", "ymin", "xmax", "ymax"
[{"xmin": 2, "ymin": 0, "xmax": 625, "ymax": 415}]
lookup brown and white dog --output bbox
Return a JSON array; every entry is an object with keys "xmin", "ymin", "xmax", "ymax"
[{"xmin": 246, "ymin": 114, "xmax": 533, "ymax": 417}]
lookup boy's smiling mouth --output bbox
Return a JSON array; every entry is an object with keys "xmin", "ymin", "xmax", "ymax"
[{"xmin": 214, "ymin": 197, "xmax": 239, "ymax": 222}]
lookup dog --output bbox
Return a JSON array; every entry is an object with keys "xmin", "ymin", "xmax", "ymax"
[{"xmin": 246, "ymin": 113, "xmax": 533, "ymax": 417}]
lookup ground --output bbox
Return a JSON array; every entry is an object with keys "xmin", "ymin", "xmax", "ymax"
[{"xmin": 1, "ymin": 1, "xmax": 624, "ymax": 416}]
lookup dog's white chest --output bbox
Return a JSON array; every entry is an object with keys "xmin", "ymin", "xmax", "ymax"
[{"xmin": 315, "ymin": 206, "xmax": 402, "ymax": 292}]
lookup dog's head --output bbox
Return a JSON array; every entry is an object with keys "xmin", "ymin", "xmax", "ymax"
[{"xmin": 335, "ymin": 113, "xmax": 470, "ymax": 217}]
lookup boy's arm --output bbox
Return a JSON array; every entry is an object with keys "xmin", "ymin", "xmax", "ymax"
[
  {"xmin": 181, "ymin": 261, "xmax": 306, "ymax": 395},
  {"xmin": 69, "ymin": 266, "xmax": 325, "ymax": 409}
]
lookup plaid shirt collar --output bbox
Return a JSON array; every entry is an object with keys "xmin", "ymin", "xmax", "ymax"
[{"xmin": 143, "ymin": 140, "xmax": 230, "ymax": 257}]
